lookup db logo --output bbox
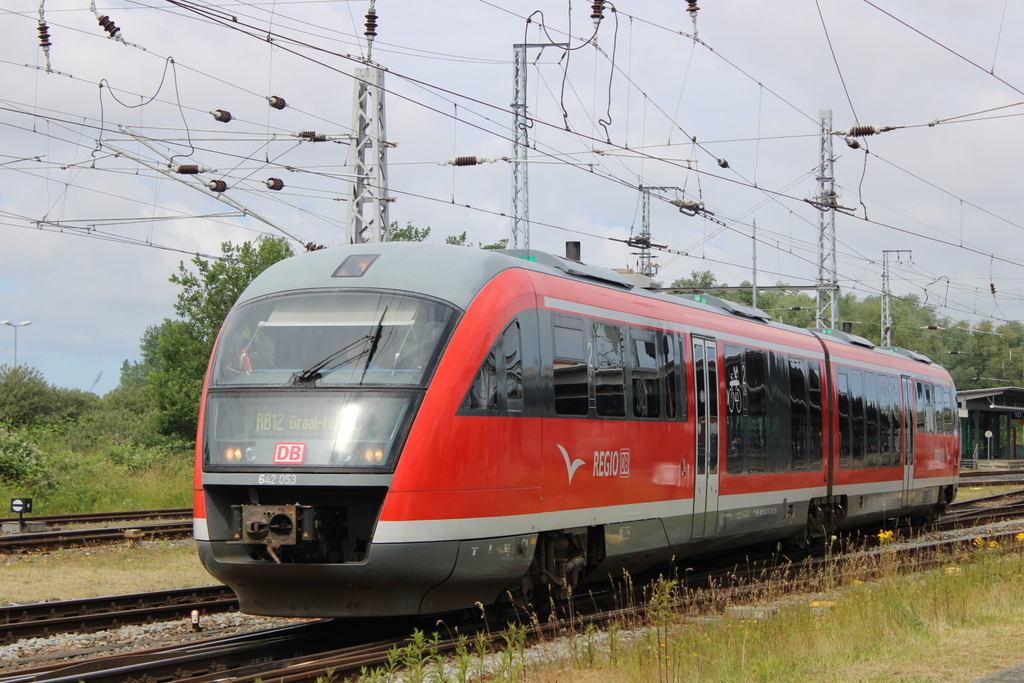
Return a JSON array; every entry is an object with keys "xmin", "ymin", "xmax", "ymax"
[
  {"xmin": 618, "ymin": 448, "xmax": 631, "ymax": 478},
  {"xmin": 273, "ymin": 443, "xmax": 306, "ymax": 464}
]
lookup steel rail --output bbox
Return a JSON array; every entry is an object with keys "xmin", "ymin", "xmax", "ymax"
[
  {"xmin": 0, "ymin": 521, "xmax": 192, "ymax": 553},
  {"xmin": 2, "ymin": 618, "xmax": 423, "ymax": 683},
  {"xmin": 9, "ymin": 501, "xmax": 1024, "ymax": 683},
  {"xmin": 0, "ymin": 586, "xmax": 237, "ymax": 645},
  {"xmin": 0, "ymin": 509, "xmax": 191, "ymax": 529}
]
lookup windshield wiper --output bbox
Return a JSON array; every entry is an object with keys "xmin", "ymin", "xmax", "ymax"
[
  {"xmin": 358, "ymin": 307, "xmax": 388, "ymax": 385},
  {"xmin": 292, "ymin": 337, "xmax": 369, "ymax": 385},
  {"xmin": 291, "ymin": 307, "xmax": 390, "ymax": 386}
]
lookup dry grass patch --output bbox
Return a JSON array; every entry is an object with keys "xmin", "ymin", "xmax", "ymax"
[
  {"xmin": 0, "ymin": 540, "xmax": 215, "ymax": 605},
  {"xmin": 479, "ymin": 547, "xmax": 1024, "ymax": 683},
  {"xmin": 957, "ymin": 484, "xmax": 1024, "ymax": 501}
]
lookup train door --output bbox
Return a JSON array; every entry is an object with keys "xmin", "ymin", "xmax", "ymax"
[
  {"xmin": 901, "ymin": 376, "xmax": 915, "ymax": 506},
  {"xmin": 692, "ymin": 337, "xmax": 720, "ymax": 540}
]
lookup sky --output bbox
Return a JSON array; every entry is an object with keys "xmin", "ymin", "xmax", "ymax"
[{"xmin": 2, "ymin": 0, "xmax": 1024, "ymax": 395}]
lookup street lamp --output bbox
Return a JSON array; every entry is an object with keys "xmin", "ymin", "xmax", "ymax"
[{"xmin": 0, "ymin": 320, "xmax": 31, "ymax": 367}]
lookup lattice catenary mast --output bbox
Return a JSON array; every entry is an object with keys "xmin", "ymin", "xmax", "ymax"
[
  {"xmin": 346, "ymin": 1, "xmax": 391, "ymax": 244},
  {"xmin": 881, "ymin": 249, "xmax": 911, "ymax": 347},
  {"xmin": 511, "ymin": 40, "xmax": 569, "ymax": 250},
  {"xmin": 631, "ymin": 185, "xmax": 676, "ymax": 277},
  {"xmin": 815, "ymin": 109, "xmax": 838, "ymax": 329}
]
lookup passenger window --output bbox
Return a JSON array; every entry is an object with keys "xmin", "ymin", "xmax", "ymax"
[
  {"xmin": 807, "ymin": 361, "xmax": 823, "ymax": 470},
  {"xmin": 632, "ymin": 333, "xmax": 661, "ymax": 419},
  {"xmin": 921, "ymin": 382, "xmax": 929, "ymax": 430},
  {"xmin": 724, "ymin": 345, "xmax": 744, "ymax": 474},
  {"xmin": 890, "ymin": 376, "xmax": 902, "ymax": 460},
  {"xmin": 789, "ymin": 356, "xmax": 808, "ymax": 471},
  {"xmin": 837, "ymin": 368, "xmax": 851, "ymax": 469},
  {"xmin": 462, "ymin": 343, "xmax": 498, "ymax": 411},
  {"xmin": 553, "ymin": 318, "xmax": 588, "ymax": 416},
  {"xmin": 663, "ymin": 334, "xmax": 678, "ymax": 419},
  {"xmin": 745, "ymin": 348, "xmax": 767, "ymax": 472},
  {"xmin": 865, "ymin": 372, "xmax": 879, "ymax": 467},
  {"xmin": 943, "ymin": 387, "xmax": 955, "ymax": 434},
  {"xmin": 878, "ymin": 374, "xmax": 891, "ymax": 467},
  {"xmin": 850, "ymin": 369, "xmax": 865, "ymax": 467},
  {"xmin": 663, "ymin": 334, "xmax": 688, "ymax": 421},
  {"xmin": 594, "ymin": 322, "xmax": 625, "ymax": 417},
  {"xmin": 504, "ymin": 321, "xmax": 523, "ymax": 411},
  {"xmin": 924, "ymin": 383, "xmax": 936, "ymax": 433}
]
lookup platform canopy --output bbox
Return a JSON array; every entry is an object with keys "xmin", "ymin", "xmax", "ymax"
[{"xmin": 958, "ymin": 387, "xmax": 1024, "ymax": 415}]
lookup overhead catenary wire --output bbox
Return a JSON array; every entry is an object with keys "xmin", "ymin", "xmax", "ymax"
[{"xmin": 8, "ymin": 0, "xmax": 1024, "ymax": 333}]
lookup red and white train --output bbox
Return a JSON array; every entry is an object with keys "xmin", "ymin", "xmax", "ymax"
[{"xmin": 193, "ymin": 243, "xmax": 959, "ymax": 617}]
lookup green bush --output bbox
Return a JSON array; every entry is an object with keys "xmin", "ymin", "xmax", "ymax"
[
  {"xmin": 0, "ymin": 426, "xmax": 53, "ymax": 487},
  {"xmin": 0, "ymin": 365, "xmax": 53, "ymax": 427}
]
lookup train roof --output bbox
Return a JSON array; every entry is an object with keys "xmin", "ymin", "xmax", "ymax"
[
  {"xmin": 237, "ymin": 242, "xmax": 520, "ymax": 309},
  {"xmin": 237, "ymin": 242, "xmax": 942, "ymax": 370}
]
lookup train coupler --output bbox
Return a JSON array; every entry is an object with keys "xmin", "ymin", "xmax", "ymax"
[{"xmin": 229, "ymin": 504, "xmax": 317, "ymax": 547}]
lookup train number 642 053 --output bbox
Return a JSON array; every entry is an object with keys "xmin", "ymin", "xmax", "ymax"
[{"xmin": 257, "ymin": 473, "xmax": 297, "ymax": 485}]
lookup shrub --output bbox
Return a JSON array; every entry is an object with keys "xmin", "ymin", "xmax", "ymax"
[
  {"xmin": 0, "ymin": 426, "xmax": 52, "ymax": 487},
  {"xmin": 0, "ymin": 365, "xmax": 52, "ymax": 426}
]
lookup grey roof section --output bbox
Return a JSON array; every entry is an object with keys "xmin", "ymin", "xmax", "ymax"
[
  {"xmin": 811, "ymin": 328, "xmax": 876, "ymax": 349},
  {"xmin": 237, "ymin": 242, "xmax": 524, "ymax": 310},
  {"xmin": 239, "ymin": 243, "xmax": 665, "ymax": 312},
  {"xmin": 884, "ymin": 346, "xmax": 934, "ymax": 364},
  {"xmin": 232, "ymin": 244, "xmax": 944, "ymax": 372},
  {"xmin": 678, "ymin": 294, "xmax": 774, "ymax": 322},
  {"xmin": 498, "ymin": 249, "xmax": 635, "ymax": 289}
]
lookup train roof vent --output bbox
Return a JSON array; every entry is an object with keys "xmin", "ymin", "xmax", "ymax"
[
  {"xmin": 813, "ymin": 328, "xmax": 876, "ymax": 349},
  {"xmin": 499, "ymin": 249, "xmax": 634, "ymax": 289},
  {"xmin": 884, "ymin": 346, "xmax": 934, "ymax": 364},
  {"xmin": 680, "ymin": 294, "xmax": 773, "ymax": 322}
]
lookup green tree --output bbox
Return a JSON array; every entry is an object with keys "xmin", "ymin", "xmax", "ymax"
[
  {"xmin": 390, "ymin": 221, "xmax": 432, "ymax": 242},
  {"xmin": 670, "ymin": 270, "xmax": 719, "ymax": 292},
  {"xmin": 389, "ymin": 220, "xmax": 505, "ymax": 249},
  {"xmin": 669, "ymin": 271, "xmax": 816, "ymax": 327},
  {"xmin": 118, "ymin": 322, "xmax": 167, "ymax": 390},
  {"xmin": 149, "ymin": 238, "xmax": 294, "ymax": 440},
  {"xmin": 0, "ymin": 365, "xmax": 98, "ymax": 427},
  {"xmin": 445, "ymin": 231, "xmax": 470, "ymax": 247},
  {"xmin": 0, "ymin": 365, "xmax": 53, "ymax": 427}
]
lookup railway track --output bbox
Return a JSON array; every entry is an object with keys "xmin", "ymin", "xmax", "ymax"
[
  {"xmin": 0, "ymin": 509, "xmax": 193, "ymax": 553},
  {"xmin": 0, "ymin": 521, "xmax": 193, "ymax": 553},
  {"xmin": 0, "ymin": 586, "xmax": 237, "ymax": 645},
  {"xmin": 7, "ymin": 495, "xmax": 1024, "ymax": 682},
  {"xmin": 0, "ymin": 509, "xmax": 191, "ymax": 530},
  {"xmin": 9, "ymin": 510, "xmax": 1010, "ymax": 683}
]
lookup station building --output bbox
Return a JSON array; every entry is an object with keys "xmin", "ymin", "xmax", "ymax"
[{"xmin": 958, "ymin": 387, "xmax": 1024, "ymax": 467}]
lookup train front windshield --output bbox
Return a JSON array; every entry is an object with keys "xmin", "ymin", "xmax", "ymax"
[
  {"xmin": 203, "ymin": 291, "xmax": 457, "ymax": 471},
  {"xmin": 212, "ymin": 291, "xmax": 456, "ymax": 388}
]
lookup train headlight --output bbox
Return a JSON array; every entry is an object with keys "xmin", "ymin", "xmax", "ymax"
[
  {"xmin": 244, "ymin": 446, "xmax": 257, "ymax": 462},
  {"xmin": 364, "ymin": 448, "xmax": 384, "ymax": 464},
  {"xmin": 225, "ymin": 447, "xmax": 243, "ymax": 462}
]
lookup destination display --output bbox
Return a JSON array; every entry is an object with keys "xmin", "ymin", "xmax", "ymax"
[{"xmin": 204, "ymin": 392, "xmax": 413, "ymax": 470}]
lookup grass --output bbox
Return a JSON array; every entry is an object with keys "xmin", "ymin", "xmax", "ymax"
[
  {"xmin": 0, "ymin": 450, "xmax": 193, "ymax": 515},
  {"xmin": 0, "ymin": 540, "xmax": 215, "ymax": 605},
  {"xmin": 957, "ymin": 483, "xmax": 1024, "ymax": 501},
  {"xmin": 357, "ymin": 539, "xmax": 1024, "ymax": 683}
]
